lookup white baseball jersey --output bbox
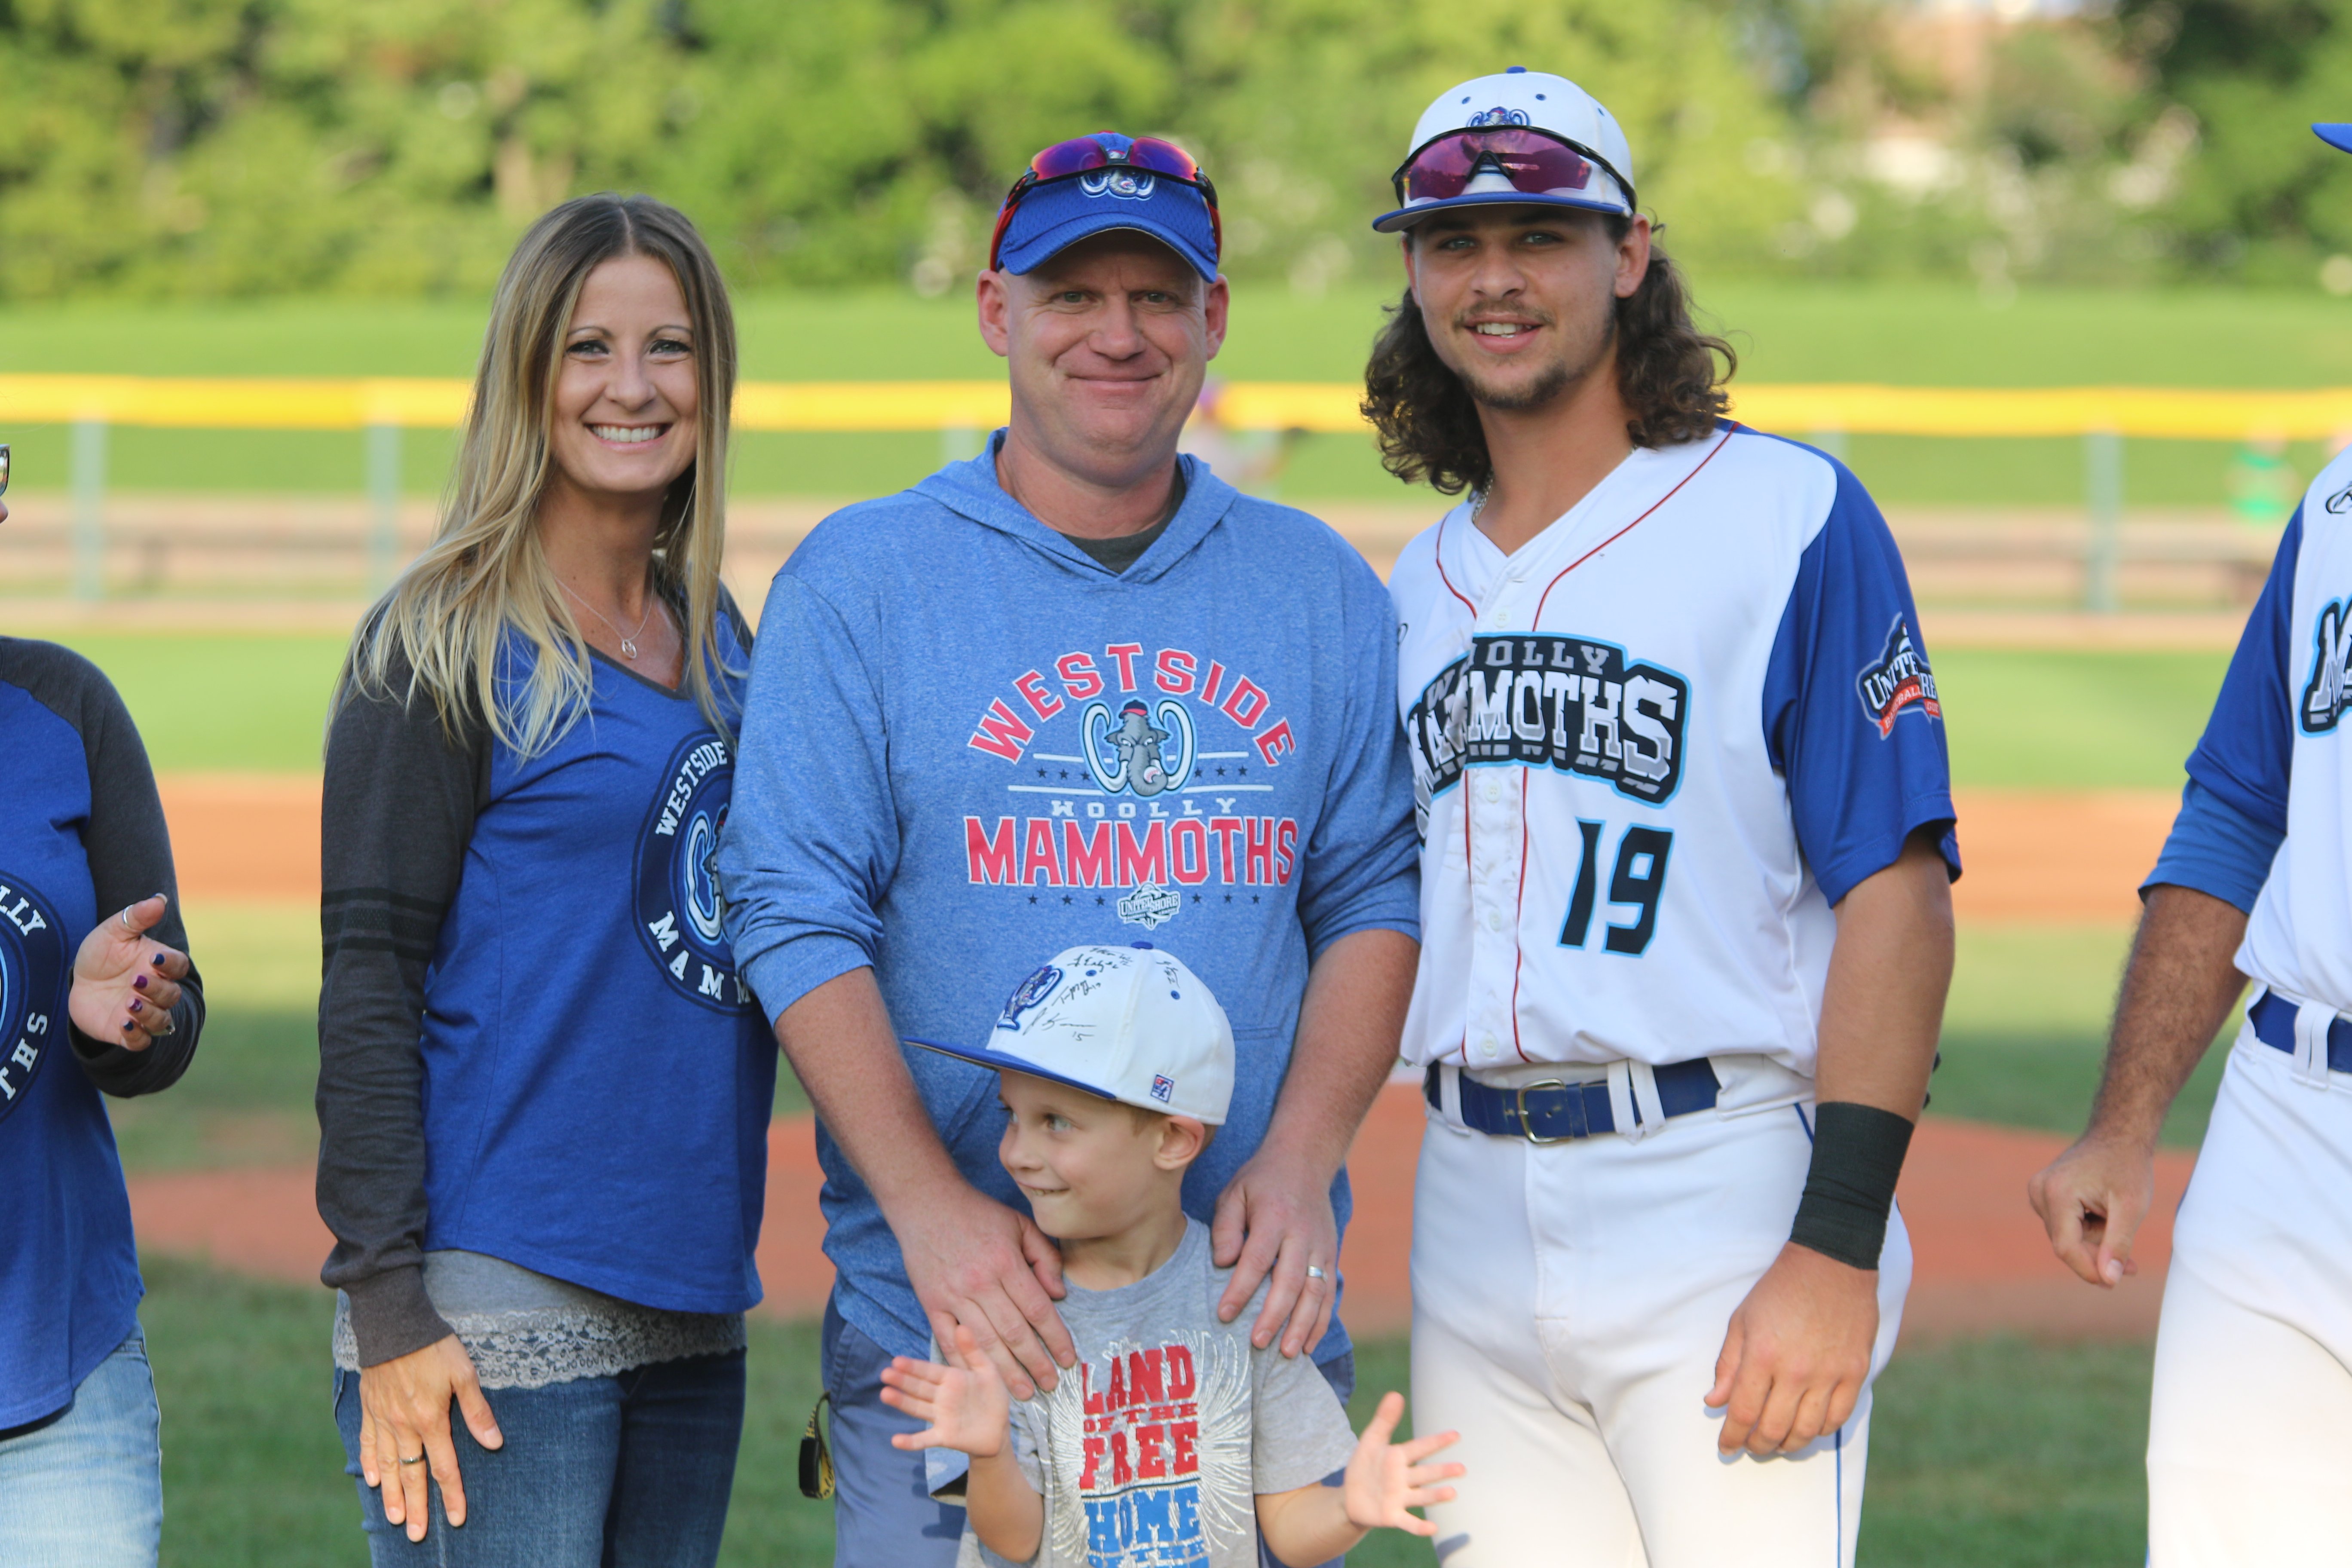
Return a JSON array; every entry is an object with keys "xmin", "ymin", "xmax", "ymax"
[
  {"xmin": 1390, "ymin": 423, "xmax": 1958, "ymax": 1077},
  {"xmin": 2195, "ymin": 445, "xmax": 2352, "ymax": 1014}
]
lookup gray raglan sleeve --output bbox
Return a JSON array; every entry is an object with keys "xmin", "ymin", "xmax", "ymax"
[
  {"xmin": 1, "ymin": 641, "xmax": 210, "ymax": 1096},
  {"xmin": 315, "ymin": 660, "xmax": 484, "ymax": 1365}
]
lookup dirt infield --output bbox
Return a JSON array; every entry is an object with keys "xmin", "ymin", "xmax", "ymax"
[
  {"xmin": 156, "ymin": 776, "xmax": 2177, "ymax": 923},
  {"xmin": 128, "ymin": 1087, "xmax": 2189, "ymax": 1343}
]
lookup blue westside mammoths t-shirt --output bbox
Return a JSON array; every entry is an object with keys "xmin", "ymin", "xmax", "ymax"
[
  {"xmin": 719, "ymin": 441, "xmax": 1421, "ymax": 1367},
  {"xmin": 0, "ymin": 640, "xmax": 205, "ymax": 1427},
  {"xmin": 316, "ymin": 612, "xmax": 777, "ymax": 1361}
]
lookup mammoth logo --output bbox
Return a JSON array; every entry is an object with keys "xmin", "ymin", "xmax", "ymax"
[
  {"xmin": 1465, "ymin": 105, "xmax": 1532, "ymax": 127},
  {"xmin": 1080, "ymin": 169, "xmax": 1157, "ymax": 200},
  {"xmin": 1081, "ymin": 697, "xmax": 1197, "ymax": 798}
]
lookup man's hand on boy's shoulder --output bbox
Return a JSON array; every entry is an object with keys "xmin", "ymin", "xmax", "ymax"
[{"xmin": 1212, "ymin": 1144, "xmax": 1339, "ymax": 1359}]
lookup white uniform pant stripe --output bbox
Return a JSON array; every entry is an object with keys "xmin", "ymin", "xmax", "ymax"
[
  {"xmin": 1409, "ymin": 1097, "xmax": 1909, "ymax": 1567},
  {"xmin": 2149, "ymin": 1032, "xmax": 2352, "ymax": 1565}
]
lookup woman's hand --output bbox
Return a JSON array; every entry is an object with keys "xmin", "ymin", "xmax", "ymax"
[
  {"xmin": 68, "ymin": 894, "xmax": 190, "ymax": 1051},
  {"xmin": 357, "ymin": 1335, "xmax": 504, "ymax": 1542}
]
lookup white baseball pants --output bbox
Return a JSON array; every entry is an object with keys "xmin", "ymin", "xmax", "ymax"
[
  {"xmin": 2149, "ymin": 1030, "xmax": 2352, "ymax": 1565},
  {"xmin": 1409, "ymin": 1083, "xmax": 1910, "ymax": 1568}
]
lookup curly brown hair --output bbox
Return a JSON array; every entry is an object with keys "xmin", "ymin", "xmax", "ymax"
[{"xmin": 1361, "ymin": 218, "xmax": 1736, "ymax": 496}]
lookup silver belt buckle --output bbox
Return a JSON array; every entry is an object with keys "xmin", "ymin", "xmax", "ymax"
[{"xmin": 1515, "ymin": 1079, "xmax": 1569, "ymax": 1145}]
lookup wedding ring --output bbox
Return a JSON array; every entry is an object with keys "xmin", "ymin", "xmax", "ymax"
[
  {"xmin": 119, "ymin": 907, "xmax": 135, "ymax": 932},
  {"xmin": 1305, "ymin": 1265, "xmax": 1326, "ymax": 1280},
  {"xmin": 398, "ymin": 1452, "xmax": 427, "ymax": 1465}
]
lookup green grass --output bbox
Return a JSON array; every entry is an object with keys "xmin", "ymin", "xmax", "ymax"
[
  {"xmin": 1857, "ymin": 1335, "xmax": 2153, "ymax": 1567},
  {"xmin": 8, "ymin": 279, "xmax": 2352, "ymax": 501},
  {"xmin": 63, "ymin": 634, "xmax": 346, "ymax": 774},
  {"xmin": 1933, "ymin": 924, "xmax": 2227, "ymax": 1148},
  {"xmin": 135, "ymin": 1257, "xmax": 2157, "ymax": 1568},
  {"xmin": 1933, "ymin": 649, "xmax": 2226, "ymax": 790},
  {"xmin": 10, "ymin": 279, "xmax": 2352, "ymax": 387}
]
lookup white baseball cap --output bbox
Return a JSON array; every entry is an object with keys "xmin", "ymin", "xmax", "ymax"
[
  {"xmin": 1373, "ymin": 67, "xmax": 1637, "ymax": 233},
  {"xmin": 906, "ymin": 943, "xmax": 1235, "ymax": 1124}
]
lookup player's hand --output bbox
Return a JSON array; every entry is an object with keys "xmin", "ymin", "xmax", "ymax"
[
  {"xmin": 2027, "ymin": 1128, "xmax": 2155, "ymax": 1289},
  {"xmin": 356, "ymin": 1335, "xmax": 503, "ymax": 1542},
  {"xmin": 1706, "ymin": 1242, "xmax": 1877, "ymax": 1458},
  {"xmin": 1211, "ymin": 1145, "xmax": 1340, "ymax": 1357},
  {"xmin": 881, "ymin": 1324, "xmax": 1014, "ymax": 1458},
  {"xmin": 895, "ymin": 1180, "xmax": 1073, "ymax": 1401},
  {"xmin": 1341, "ymin": 1391, "xmax": 1464, "ymax": 1536},
  {"xmin": 67, "ymin": 894, "xmax": 189, "ymax": 1052}
]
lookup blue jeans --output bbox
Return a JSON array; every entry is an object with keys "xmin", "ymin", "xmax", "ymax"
[
  {"xmin": 0, "ymin": 1327, "xmax": 163, "ymax": 1568},
  {"xmin": 333, "ymin": 1350, "xmax": 745, "ymax": 1568},
  {"xmin": 822, "ymin": 1299, "xmax": 1355, "ymax": 1568}
]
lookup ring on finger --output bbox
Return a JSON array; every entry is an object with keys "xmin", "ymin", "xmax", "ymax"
[
  {"xmin": 119, "ymin": 907, "xmax": 135, "ymax": 932},
  {"xmin": 1305, "ymin": 1264, "xmax": 1326, "ymax": 1282},
  {"xmin": 398, "ymin": 1452, "xmax": 427, "ymax": 1466}
]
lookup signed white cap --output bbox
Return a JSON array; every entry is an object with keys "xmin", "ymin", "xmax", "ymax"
[{"xmin": 906, "ymin": 943, "xmax": 1234, "ymax": 1124}]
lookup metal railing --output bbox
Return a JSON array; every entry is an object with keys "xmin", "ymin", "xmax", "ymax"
[{"xmin": 4, "ymin": 374, "xmax": 2342, "ymax": 606}]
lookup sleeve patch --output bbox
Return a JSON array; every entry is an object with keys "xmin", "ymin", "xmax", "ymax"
[{"xmin": 1855, "ymin": 616, "xmax": 1942, "ymax": 738}]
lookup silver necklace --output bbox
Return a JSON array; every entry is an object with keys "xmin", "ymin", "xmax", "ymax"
[{"xmin": 558, "ymin": 576, "xmax": 657, "ymax": 660}]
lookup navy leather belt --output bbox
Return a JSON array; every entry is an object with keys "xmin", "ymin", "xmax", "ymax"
[
  {"xmin": 2248, "ymin": 991, "xmax": 2352, "ymax": 1074},
  {"xmin": 1425, "ymin": 1059, "xmax": 1720, "ymax": 1143}
]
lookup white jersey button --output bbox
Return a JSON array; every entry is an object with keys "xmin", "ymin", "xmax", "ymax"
[
  {"xmin": 1479, "ymin": 1034, "xmax": 1498, "ymax": 1060},
  {"xmin": 1481, "ymin": 776, "xmax": 1501, "ymax": 803},
  {"xmin": 1484, "ymin": 908, "xmax": 1505, "ymax": 932}
]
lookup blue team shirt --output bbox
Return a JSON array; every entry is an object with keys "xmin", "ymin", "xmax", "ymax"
[
  {"xmin": 719, "ymin": 443, "xmax": 1421, "ymax": 1363},
  {"xmin": 0, "ymin": 680, "xmax": 136, "ymax": 1427},
  {"xmin": 420, "ymin": 628, "xmax": 777, "ymax": 1312}
]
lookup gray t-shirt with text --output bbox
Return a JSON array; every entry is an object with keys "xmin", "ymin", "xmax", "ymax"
[{"xmin": 964, "ymin": 1219, "xmax": 1359, "ymax": 1568}]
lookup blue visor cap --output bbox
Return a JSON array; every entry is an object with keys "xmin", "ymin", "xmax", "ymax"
[
  {"xmin": 2318, "ymin": 123, "xmax": 2352, "ymax": 155},
  {"xmin": 903, "ymin": 1035, "xmax": 1126, "ymax": 1103},
  {"xmin": 996, "ymin": 172, "xmax": 1219, "ymax": 281}
]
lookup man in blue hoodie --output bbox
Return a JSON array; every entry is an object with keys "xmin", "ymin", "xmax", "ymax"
[{"xmin": 719, "ymin": 134, "xmax": 1421, "ymax": 1565}]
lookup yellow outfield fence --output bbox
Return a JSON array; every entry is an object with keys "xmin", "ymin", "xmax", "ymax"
[
  {"xmin": 9, "ymin": 373, "xmax": 2352, "ymax": 438},
  {"xmin": 0, "ymin": 374, "xmax": 2334, "ymax": 609}
]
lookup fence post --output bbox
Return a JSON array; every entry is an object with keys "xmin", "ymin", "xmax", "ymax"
[
  {"xmin": 70, "ymin": 418, "xmax": 107, "ymax": 603},
  {"xmin": 365, "ymin": 423, "xmax": 402, "ymax": 593},
  {"xmin": 2084, "ymin": 429, "xmax": 2122, "ymax": 615}
]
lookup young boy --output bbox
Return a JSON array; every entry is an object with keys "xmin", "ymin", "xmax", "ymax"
[{"xmin": 882, "ymin": 942, "xmax": 1463, "ymax": 1568}]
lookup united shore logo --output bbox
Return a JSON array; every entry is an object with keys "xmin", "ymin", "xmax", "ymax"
[
  {"xmin": 963, "ymin": 642, "xmax": 1303, "ymax": 932},
  {"xmin": 1405, "ymin": 633, "xmax": 1690, "ymax": 829},
  {"xmin": 0, "ymin": 874, "xmax": 66, "ymax": 1125},
  {"xmin": 1856, "ymin": 616, "xmax": 1942, "ymax": 738},
  {"xmin": 634, "ymin": 732, "xmax": 750, "ymax": 1011}
]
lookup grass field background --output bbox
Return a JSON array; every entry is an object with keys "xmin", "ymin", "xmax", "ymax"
[{"xmin": 4, "ymin": 280, "xmax": 2347, "ymax": 504}]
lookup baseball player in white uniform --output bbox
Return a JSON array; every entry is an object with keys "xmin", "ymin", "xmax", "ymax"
[
  {"xmin": 2028, "ymin": 119, "xmax": 2352, "ymax": 1568},
  {"xmin": 1367, "ymin": 70, "xmax": 1961, "ymax": 1566}
]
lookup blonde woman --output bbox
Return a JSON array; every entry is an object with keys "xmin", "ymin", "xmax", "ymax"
[{"xmin": 316, "ymin": 194, "xmax": 770, "ymax": 1565}]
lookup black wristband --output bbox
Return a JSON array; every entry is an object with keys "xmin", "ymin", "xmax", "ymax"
[{"xmin": 1788, "ymin": 1102, "xmax": 1915, "ymax": 1271}]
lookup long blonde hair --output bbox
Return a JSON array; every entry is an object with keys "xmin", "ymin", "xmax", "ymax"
[{"xmin": 337, "ymin": 193, "xmax": 741, "ymax": 756}]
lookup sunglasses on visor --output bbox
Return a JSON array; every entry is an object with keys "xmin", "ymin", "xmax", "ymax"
[
  {"xmin": 1390, "ymin": 126, "xmax": 1636, "ymax": 213},
  {"xmin": 989, "ymin": 134, "xmax": 1222, "ymax": 270}
]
